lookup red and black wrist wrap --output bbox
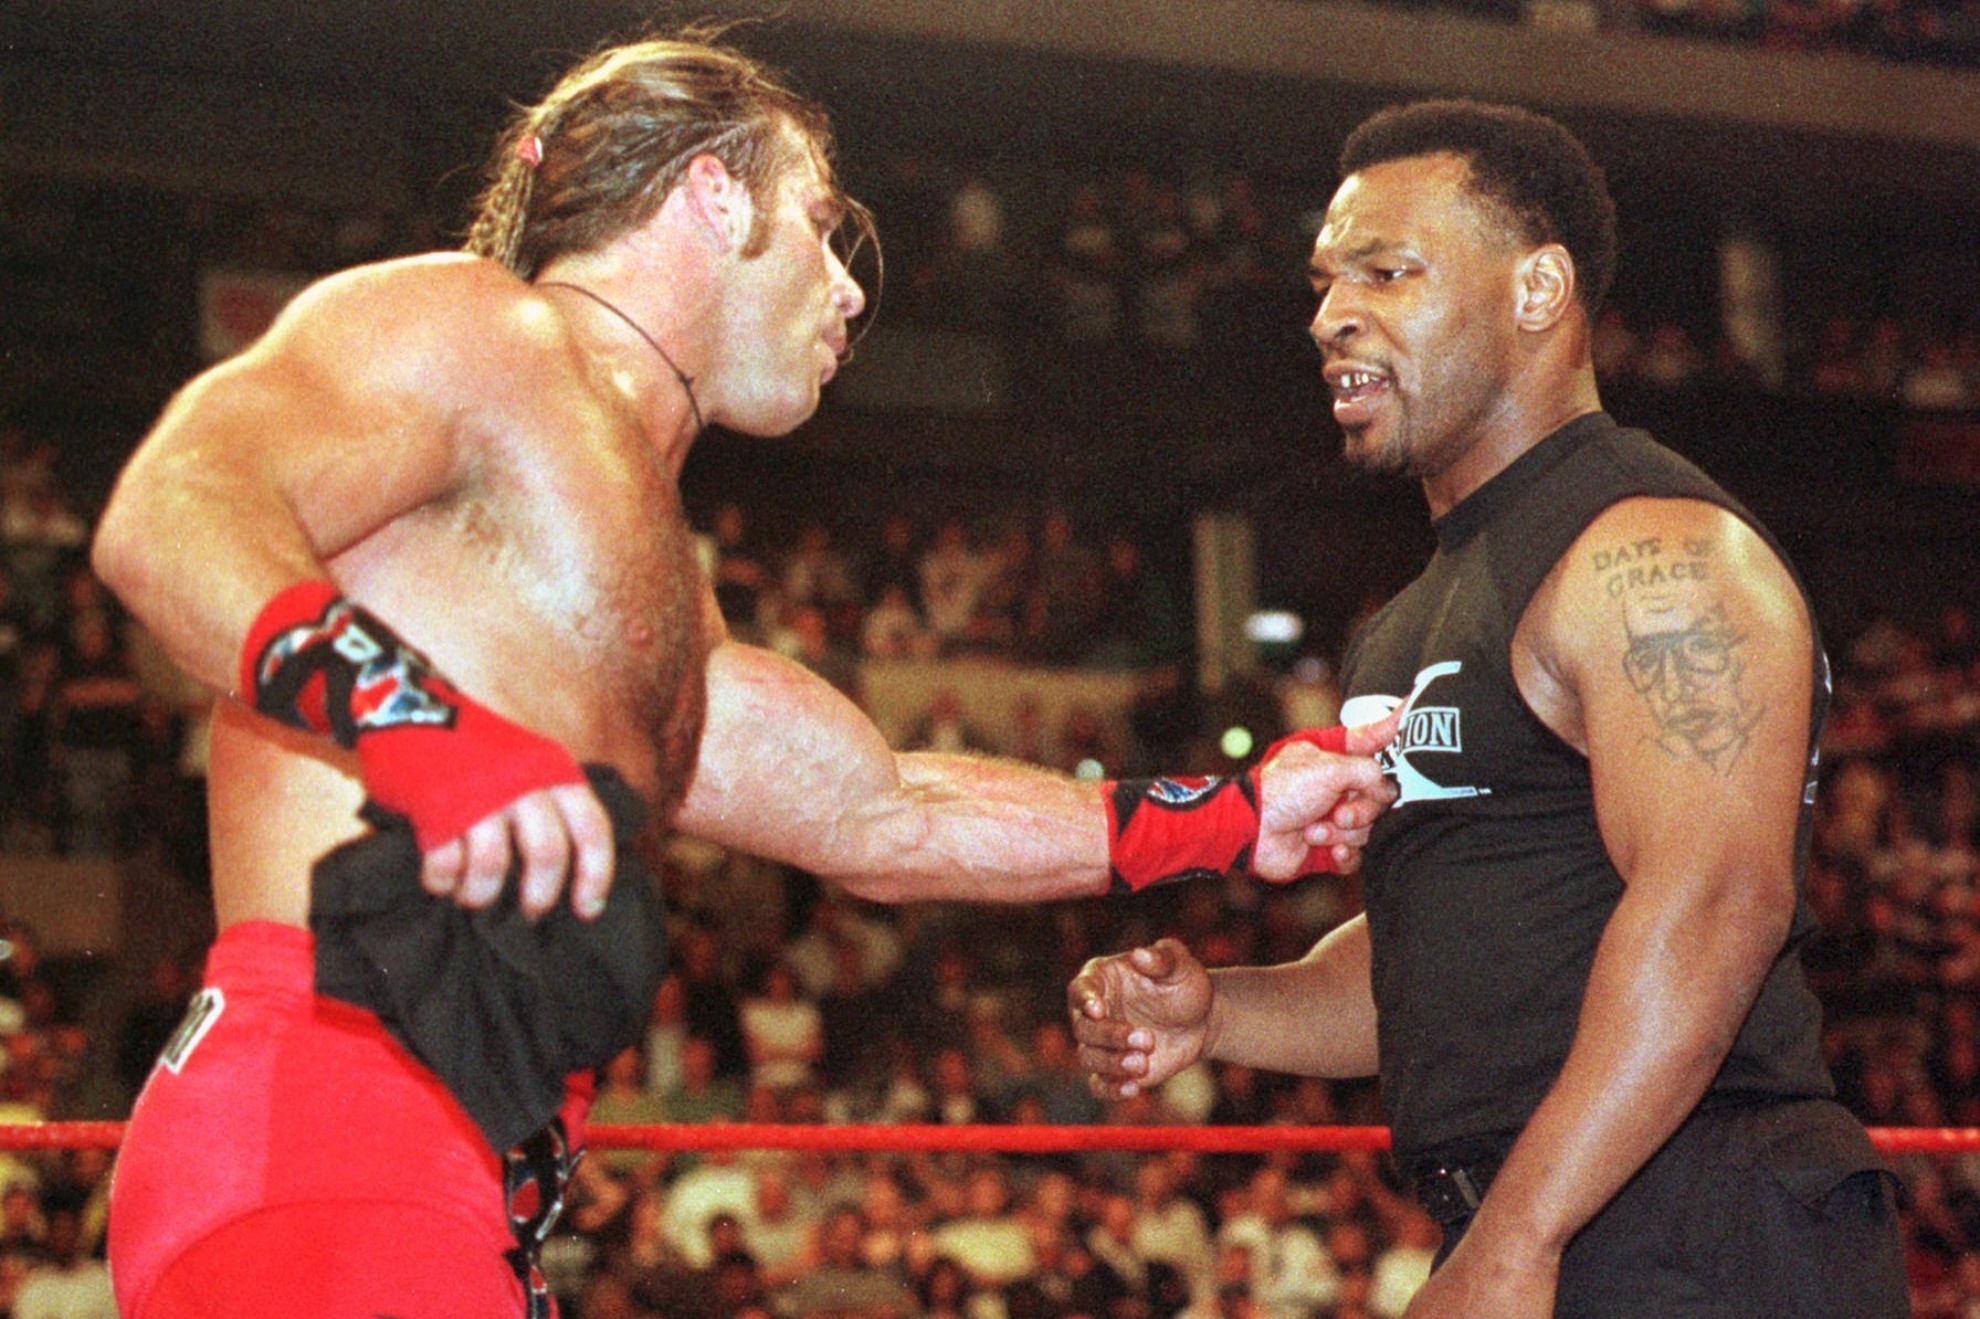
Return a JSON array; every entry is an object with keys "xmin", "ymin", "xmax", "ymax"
[
  {"xmin": 1260, "ymin": 724, "xmax": 1350, "ymax": 763},
  {"xmin": 1103, "ymin": 724, "xmax": 1352, "ymax": 895},
  {"xmin": 240, "ymin": 581, "xmax": 585, "ymax": 851},
  {"xmin": 1104, "ymin": 774, "xmax": 1261, "ymax": 894},
  {"xmin": 242, "ymin": 581, "xmax": 455, "ymax": 747}
]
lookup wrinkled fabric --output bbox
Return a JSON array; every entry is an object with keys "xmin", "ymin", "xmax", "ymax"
[{"xmin": 312, "ymin": 764, "xmax": 666, "ymax": 1151}]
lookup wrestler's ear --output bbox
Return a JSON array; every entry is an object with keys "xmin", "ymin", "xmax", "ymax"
[
  {"xmin": 683, "ymin": 153, "xmax": 752, "ymax": 254},
  {"xmin": 1514, "ymin": 244, "xmax": 1575, "ymax": 333}
]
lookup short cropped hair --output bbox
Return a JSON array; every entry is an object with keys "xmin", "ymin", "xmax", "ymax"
[
  {"xmin": 466, "ymin": 27, "xmax": 874, "ymax": 280},
  {"xmin": 1339, "ymin": 100, "xmax": 1616, "ymax": 313}
]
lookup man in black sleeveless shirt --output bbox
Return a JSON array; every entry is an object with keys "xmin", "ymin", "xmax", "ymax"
[{"xmin": 1070, "ymin": 101, "xmax": 1905, "ymax": 1317}]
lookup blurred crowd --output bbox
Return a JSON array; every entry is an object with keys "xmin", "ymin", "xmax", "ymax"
[
  {"xmin": 704, "ymin": 502, "xmax": 1187, "ymax": 680},
  {"xmin": 0, "ymin": 430, "xmax": 201, "ymax": 871},
  {"xmin": 0, "ymin": 913, "xmax": 123, "ymax": 1318},
  {"xmin": 1595, "ymin": 306, "xmax": 1980, "ymax": 412},
  {"xmin": 16, "ymin": 415, "xmax": 1980, "ymax": 1313},
  {"xmin": 119, "ymin": 143, "xmax": 1980, "ymax": 443},
  {"xmin": 1629, "ymin": 0, "xmax": 1980, "ymax": 65},
  {"xmin": 1, "ymin": 71, "xmax": 1978, "ymax": 1317},
  {"xmin": 1805, "ymin": 606, "xmax": 1980, "ymax": 1312},
  {"xmin": 849, "ymin": 153, "xmax": 1980, "ymax": 417},
  {"xmin": 1334, "ymin": 0, "xmax": 1980, "ymax": 67}
]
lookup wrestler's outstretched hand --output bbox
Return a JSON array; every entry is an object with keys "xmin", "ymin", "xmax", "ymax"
[
  {"xmin": 421, "ymin": 783, "xmax": 617, "ymax": 921},
  {"xmin": 1068, "ymin": 938, "xmax": 1214, "ymax": 1099},
  {"xmin": 1252, "ymin": 709, "xmax": 1400, "ymax": 880}
]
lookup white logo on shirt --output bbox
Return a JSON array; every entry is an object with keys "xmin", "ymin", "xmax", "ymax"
[{"xmin": 1342, "ymin": 662, "xmax": 1490, "ymax": 807}]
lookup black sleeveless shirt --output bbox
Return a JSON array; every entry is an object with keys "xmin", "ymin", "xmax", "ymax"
[{"xmin": 1340, "ymin": 412, "xmax": 1834, "ymax": 1169}]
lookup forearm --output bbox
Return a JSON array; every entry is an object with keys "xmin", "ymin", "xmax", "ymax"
[
  {"xmin": 1466, "ymin": 880, "xmax": 1789, "ymax": 1258},
  {"xmin": 1202, "ymin": 916, "xmax": 1379, "ymax": 1079},
  {"xmin": 684, "ymin": 641, "xmax": 1382, "ymax": 904},
  {"xmin": 747, "ymin": 744, "xmax": 1110, "ymax": 904},
  {"xmin": 679, "ymin": 640, "xmax": 1109, "ymax": 903},
  {"xmin": 873, "ymin": 750, "xmax": 1110, "ymax": 901}
]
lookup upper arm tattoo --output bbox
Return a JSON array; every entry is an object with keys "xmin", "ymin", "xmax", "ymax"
[{"xmin": 1591, "ymin": 535, "xmax": 1764, "ymax": 772}]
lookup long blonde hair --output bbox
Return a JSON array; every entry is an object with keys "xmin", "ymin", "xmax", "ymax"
[{"xmin": 465, "ymin": 27, "xmax": 874, "ymax": 280}]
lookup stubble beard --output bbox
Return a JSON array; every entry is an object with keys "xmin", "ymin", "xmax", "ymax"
[{"xmin": 1340, "ymin": 416, "xmax": 1420, "ymax": 479}]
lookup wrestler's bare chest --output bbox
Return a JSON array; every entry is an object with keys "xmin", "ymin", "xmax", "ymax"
[{"xmin": 329, "ymin": 416, "xmax": 709, "ymax": 806}]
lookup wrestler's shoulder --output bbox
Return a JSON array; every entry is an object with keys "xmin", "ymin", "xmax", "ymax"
[
  {"xmin": 1531, "ymin": 495, "xmax": 1807, "ymax": 661},
  {"xmin": 285, "ymin": 252, "xmax": 538, "ymax": 328},
  {"xmin": 1563, "ymin": 497, "xmax": 1796, "ymax": 595},
  {"xmin": 261, "ymin": 255, "xmax": 578, "ymax": 388}
]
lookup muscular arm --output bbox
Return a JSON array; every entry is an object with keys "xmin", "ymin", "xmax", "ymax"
[
  {"xmin": 677, "ymin": 637, "xmax": 1396, "ymax": 903},
  {"xmin": 1206, "ymin": 915, "xmax": 1381, "ymax": 1077},
  {"xmin": 1427, "ymin": 497, "xmax": 1814, "ymax": 1312},
  {"xmin": 677, "ymin": 636, "xmax": 1104, "ymax": 901},
  {"xmin": 91, "ymin": 258, "xmax": 496, "ymax": 691},
  {"xmin": 92, "ymin": 256, "xmax": 619, "ymax": 915}
]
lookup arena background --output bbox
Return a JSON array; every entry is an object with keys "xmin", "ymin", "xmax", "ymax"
[{"xmin": 3, "ymin": 3, "xmax": 1980, "ymax": 1315}]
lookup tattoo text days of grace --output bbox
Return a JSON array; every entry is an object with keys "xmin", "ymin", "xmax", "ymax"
[{"xmin": 1591, "ymin": 535, "xmax": 1762, "ymax": 771}]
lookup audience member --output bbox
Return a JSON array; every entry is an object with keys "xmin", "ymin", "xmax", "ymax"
[
  {"xmin": 860, "ymin": 583, "xmax": 933, "ymax": 661},
  {"xmin": 1132, "ymin": 1154, "xmax": 1219, "ymax": 1311},
  {"xmin": 673, "ymin": 922, "xmax": 750, "ymax": 1083},
  {"xmin": 10, "ymin": 1199, "xmax": 114, "ymax": 1319},
  {"xmin": 48, "ymin": 606, "xmax": 141, "ymax": 857},
  {"xmin": 706, "ymin": 502, "xmax": 773, "ymax": 642},
  {"xmin": 0, "ymin": 447, "xmax": 88, "ymax": 634},
  {"xmin": 918, "ymin": 518, "xmax": 990, "ymax": 650},
  {"xmin": 903, "ymin": 686, "xmax": 997, "ymax": 755},
  {"xmin": 772, "ymin": 601, "xmax": 862, "ymax": 701},
  {"xmin": 660, "ymin": 1152, "xmax": 761, "ymax": 1272},
  {"xmin": 1212, "ymin": 1166, "xmax": 1338, "ymax": 1319},
  {"xmin": 929, "ymin": 1164, "xmax": 1037, "ymax": 1288},
  {"xmin": 738, "ymin": 962, "xmax": 825, "ymax": 1096},
  {"xmin": 658, "ymin": 1036, "xmax": 747, "ymax": 1127},
  {"xmin": 1022, "ymin": 507, "xmax": 1106, "ymax": 666},
  {"xmin": 781, "ymin": 895, "xmax": 905, "ymax": 1087},
  {"xmin": 860, "ymin": 513, "xmax": 926, "ymax": 615},
  {"xmin": 778, "ymin": 1205, "xmax": 919, "ymax": 1319}
]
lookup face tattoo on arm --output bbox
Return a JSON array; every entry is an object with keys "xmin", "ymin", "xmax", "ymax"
[{"xmin": 1601, "ymin": 537, "xmax": 1764, "ymax": 772}]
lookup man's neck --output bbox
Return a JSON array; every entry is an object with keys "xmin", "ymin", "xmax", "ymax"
[
  {"xmin": 535, "ymin": 257, "xmax": 706, "ymax": 475},
  {"xmin": 1420, "ymin": 365, "xmax": 1603, "ymax": 519}
]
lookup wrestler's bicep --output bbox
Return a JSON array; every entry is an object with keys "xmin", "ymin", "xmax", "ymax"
[
  {"xmin": 676, "ymin": 637, "xmax": 902, "ymax": 866},
  {"xmin": 1555, "ymin": 499, "xmax": 1814, "ymax": 893}
]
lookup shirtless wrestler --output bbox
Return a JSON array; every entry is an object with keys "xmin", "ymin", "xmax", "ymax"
[{"xmin": 89, "ymin": 31, "xmax": 1397, "ymax": 1319}]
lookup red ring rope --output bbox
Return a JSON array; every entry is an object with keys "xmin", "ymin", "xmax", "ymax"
[{"xmin": 0, "ymin": 1122, "xmax": 1973, "ymax": 1155}]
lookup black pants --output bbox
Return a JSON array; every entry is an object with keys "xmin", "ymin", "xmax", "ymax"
[{"xmin": 1437, "ymin": 1098, "xmax": 1907, "ymax": 1318}]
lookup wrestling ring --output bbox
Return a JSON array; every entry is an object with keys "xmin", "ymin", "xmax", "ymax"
[{"xmin": 1, "ymin": 1120, "xmax": 1973, "ymax": 1156}]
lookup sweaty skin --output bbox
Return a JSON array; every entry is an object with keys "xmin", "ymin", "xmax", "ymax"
[
  {"xmin": 99, "ymin": 139, "xmax": 1397, "ymax": 940},
  {"xmin": 170, "ymin": 255, "xmax": 712, "ymax": 929},
  {"xmin": 96, "ymin": 141, "xmax": 852, "ymax": 930}
]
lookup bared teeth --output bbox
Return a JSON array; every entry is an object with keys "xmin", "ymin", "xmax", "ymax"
[{"xmin": 1331, "ymin": 369, "xmax": 1384, "ymax": 399}]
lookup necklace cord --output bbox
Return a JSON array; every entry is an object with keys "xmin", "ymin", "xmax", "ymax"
[{"xmin": 538, "ymin": 281, "xmax": 704, "ymax": 432}]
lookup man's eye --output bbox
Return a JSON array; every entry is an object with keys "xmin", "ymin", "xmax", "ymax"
[
  {"xmin": 1624, "ymin": 647, "xmax": 1664, "ymax": 690},
  {"xmin": 1681, "ymin": 636, "xmax": 1731, "ymax": 673}
]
